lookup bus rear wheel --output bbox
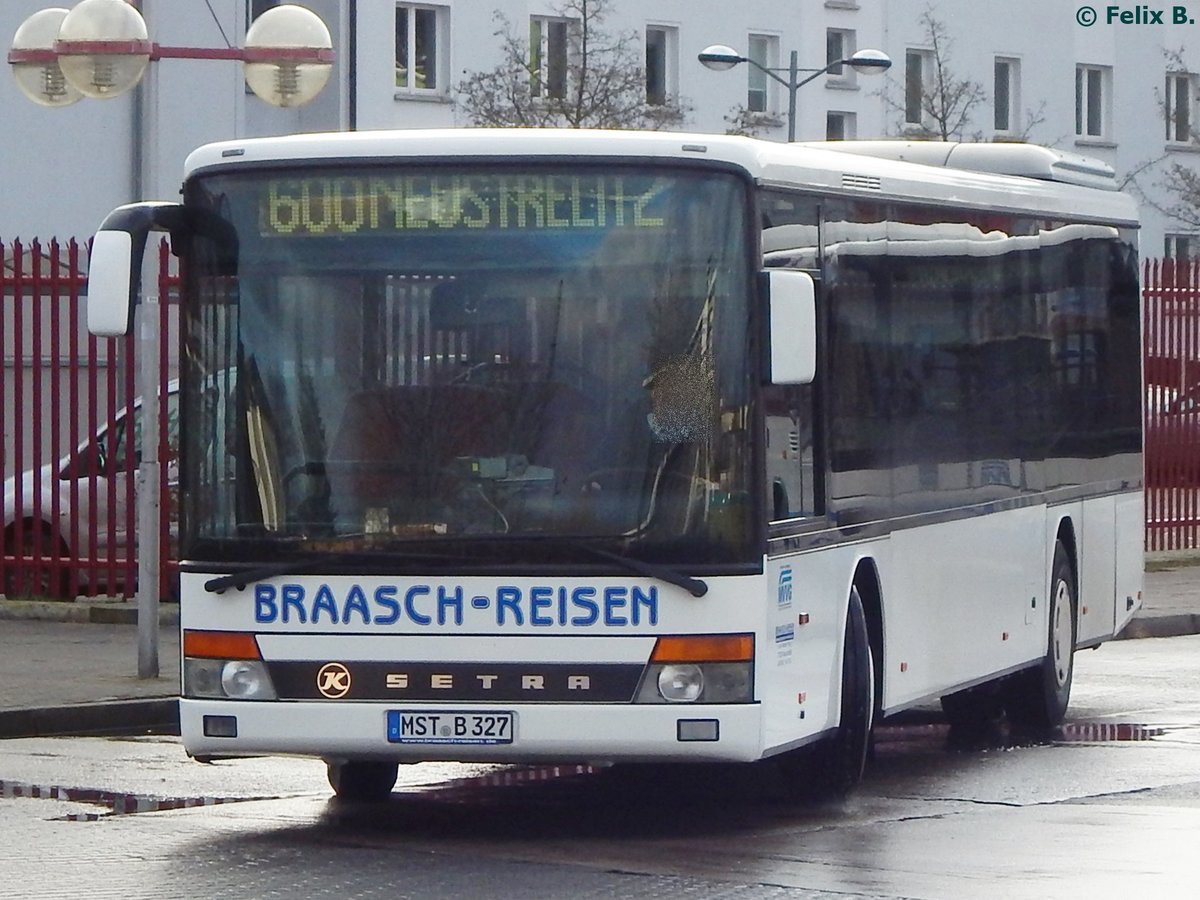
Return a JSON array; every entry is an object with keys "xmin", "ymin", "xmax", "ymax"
[
  {"xmin": 327, "ymin": 760, "xmax": 399, "ymax": 802},
  {"xmin": 780, "ymin": 586, "xmax": 874, "ymax": 798},
  {"xmin": 1004, "ymin": 539, "xmax": 1076, "ymax": 734}
]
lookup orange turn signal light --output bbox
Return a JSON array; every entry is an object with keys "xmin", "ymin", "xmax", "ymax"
[
  {"xmin": 650, "ymin": 633, "xmax": 754, "ymax": 663},
  {"xmin": 183, "ymin": 630, "xmax": 261, "ymax": 660}
]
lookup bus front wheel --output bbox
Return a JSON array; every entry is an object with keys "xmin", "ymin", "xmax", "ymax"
[
  {"xmin": 327, "ymin": 760, "xmax": 399, "ymax": 802},
  {"xmin": 1004, "ymin": 539, "xmax": 1076, "ymax": 734},
  {"xmin": 779, "ymin": 586, "xmax": 874, "ymax": 798}
]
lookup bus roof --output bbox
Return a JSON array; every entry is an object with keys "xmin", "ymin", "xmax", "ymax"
[{"xmin": 183, "ymin": 129, "xmax": 1139, "ymax": 228}]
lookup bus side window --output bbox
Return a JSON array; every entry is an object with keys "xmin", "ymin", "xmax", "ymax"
[
  {"xmin": 763, "ymin": 382, "xmax": 816, "ymax": 520},
  {"xmin": 758, "ymin": 189, "xmax": 827, "ymax": 524}
]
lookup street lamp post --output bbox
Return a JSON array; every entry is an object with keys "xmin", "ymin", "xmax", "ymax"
[
  {"xmin": 7, "ymin": 0, "xmax": 335, "ymax": 681},
  {"xmin": 698, "ymin": 44, "xmax": 892, "ymax": 141}
]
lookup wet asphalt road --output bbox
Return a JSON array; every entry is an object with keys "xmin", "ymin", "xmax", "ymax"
[{"xmin": 2, "ymin": 635, "xmax": 1199, "ymax": 900}]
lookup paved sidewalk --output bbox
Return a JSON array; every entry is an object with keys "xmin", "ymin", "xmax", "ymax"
[
  {"xmin": 0, "ymin": 562, "xmax": 1197, "ymax": 739},
  {"xmin": 1121, "ymin": 560, "xmax": 1200, "ymax": 638}
]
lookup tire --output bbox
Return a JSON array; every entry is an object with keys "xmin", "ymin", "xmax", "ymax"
[
  {"xmin": 780, "ymin": 586, "xmax": 875, "ymax": 798},
  {"xmin": 2, "ymin": 523, "xmax": 71, "ymax": 601},
  {"xmin": 327, "ymin": 760, "xmax": 399, "ymax": 802},
  {"xmin": 1005, "ymin": 539, "xmax": 1076, "ymax": 733}
]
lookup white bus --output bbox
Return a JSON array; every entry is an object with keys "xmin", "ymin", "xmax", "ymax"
[{"xmin": 87, "ymin": 130, "xmax": 1142, "ymax": 801}]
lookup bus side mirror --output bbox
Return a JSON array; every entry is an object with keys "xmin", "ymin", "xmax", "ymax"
[
  {"xmin": 764, "ymin": 269, "xmax": 816, "ymax": 385},
  {"xmin": 87, "ymin": 202, "xmax": 194, "ymax": 337},
  {"xmin": 87, "ymin": 230, "xmax": 137, "ymax": 336}
]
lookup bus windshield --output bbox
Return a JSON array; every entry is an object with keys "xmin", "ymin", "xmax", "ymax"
[{"xmin": 179, "ymin": 163, "xmax": 756, "ymax": 568}]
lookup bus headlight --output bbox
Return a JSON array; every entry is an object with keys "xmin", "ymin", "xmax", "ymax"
[
  {"xmin": 221, "ymin": 660, "xmax": 275, "ymax": 699},
  {"xmin": 635, "ymin": 662, "xmax": 754, "ymax": 703},
  {"xmin": 633, "ymin": 634, "xmax": 755, "ymax": 703},
  {"xmin": 184, "ymin": 658, "xmax": 277, "ymax": 700},
  {"xmin": 183, "ymin": 630, "xmax": 277, "ymax": 700},
  {"xmin": 658, "ymin": 664, "xmax": 703, "ymax": 701}
]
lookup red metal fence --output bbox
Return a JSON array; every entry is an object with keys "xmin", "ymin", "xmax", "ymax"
[
  {"xmin": 3, "ymin": 244, "xmax": 1200, "ymax": 600},
  {"xmin": 1144, "ymin": 257, "xmax": 1200, "ymax": 553},
  {"xmin": 1, "ymin": 238, "xmax": 177, "ymax": 599}
]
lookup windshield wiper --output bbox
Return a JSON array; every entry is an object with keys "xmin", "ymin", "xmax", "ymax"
[
  {"xmin": 576, "ymin": 545, "xmax": 708, "ymax": 598},
  {"xmin": 427, "ymin": 537, "xmax": 710, "ymax": 598},
  {"xmin": 202, "ymin": 542, "xmax": 708, "ymax": 598},
  {"xmin": 204, "ymin": 556, "xmax": 338, "ymax": 594}
]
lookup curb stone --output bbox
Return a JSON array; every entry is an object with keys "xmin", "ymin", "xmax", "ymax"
[
  {"xmin": 1116, "ymin": 613, "xmax": 1200, "ymax": 639},
  {"xmin": 0, "ymin": 699, "xmax": 179, "ymax": 740},
  {"xmin": 0, "ymin": 600, "xmax": 178, "ymax": 626}
]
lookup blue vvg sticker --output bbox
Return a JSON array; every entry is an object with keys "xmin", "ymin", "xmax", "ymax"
[
  {"xmin": 253, "ymin": 582, "xmax": 659, "ymax": 629},
  {"xmin": 777, "ymin": 567, "xmax": 793, "ymax": 609}
]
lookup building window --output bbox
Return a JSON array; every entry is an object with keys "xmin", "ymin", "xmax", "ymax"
[
  {"xmin": 994, "ymin": 57, "xmax": 1019, "ymax": 133},
  {"xmin": 396, "ymin": 4, "xmax": 444, "ymax": 91},
  {"xmin": 905, "ymin": 50, "xmax": 932, "ymax": 126},
  {"xmin": 747, "ymin": 34, "xmax": 778, "ymax": 112},
  {"xmin": 826, "ymin": 29, "xmax": 854, "ymax": 79},
  {"xmin": 645, "ymin": 26, "xmax": 677, "ymax": 106},
  {"xmin": 531, "ymin": 16, "xmax": 574, "ymax": 100},
  {"xmin": 827, "ymin": 111, "xmax": 856, "ymax": 140},
  {"xmin": 1075, "ymin": 64, "xmax": 1110, "ymax": 139},
  {"xmin": 1166, "ymin": 234, "xmax": 1200, "ymax": 259},
  {"xmin": 1166, "ymin": 72, "xmax": 1196, "ymax": 143}
]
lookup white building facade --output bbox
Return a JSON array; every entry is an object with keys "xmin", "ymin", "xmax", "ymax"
[{"xmin": 1, "ymin": 0, "xmax": 1197, "ymax": 253}]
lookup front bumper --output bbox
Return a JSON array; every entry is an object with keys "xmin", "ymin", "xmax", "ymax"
[{"xmin": 180, "ymin": 698, "xmax": 765, "ymax": 764}]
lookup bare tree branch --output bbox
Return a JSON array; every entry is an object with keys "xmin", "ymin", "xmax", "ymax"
[
  {"xmin": 455, "ymin": 0, "xmax": 691, "ymax": 130},
  {"xmin": 1152, "ymin": 45, "xmax": 1200, "ymax": 229},
  {"xmin": 876, "ymin": 6, "xmax": 986, "ymax": 141},
  {"xmin": 722, "ymin": 106, "xmax": 785, "ymax": 137},
  {"xmin": 1129, "ymin": 46, "xmax": 1200, "ymax": 228}
]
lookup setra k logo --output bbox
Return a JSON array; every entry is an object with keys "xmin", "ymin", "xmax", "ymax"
[{"xmin": 316, "ymin": 662, "xmax": 352, "ymax": 699}]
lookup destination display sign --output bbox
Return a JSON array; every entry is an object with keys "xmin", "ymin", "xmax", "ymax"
[{"xmin": 260, "ymin": 173, "xmax": 672, "ymax": 236}]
